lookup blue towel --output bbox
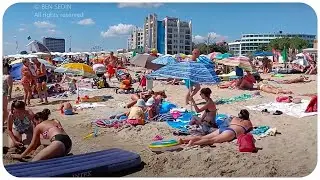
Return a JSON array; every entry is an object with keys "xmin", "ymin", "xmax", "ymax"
[{"xmin": 251, "ymin": 126, "xmax": 270, "ymax": 135}]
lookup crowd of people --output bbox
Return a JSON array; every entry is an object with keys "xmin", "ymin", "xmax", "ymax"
[{"xmin": 2, "ymin": 48, "xmax": 317, "ymax": 162}]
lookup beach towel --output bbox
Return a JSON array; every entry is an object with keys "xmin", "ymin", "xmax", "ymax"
[
  {"xmin": 74, "ymin": 103, "xmax": 107, "ymax": 110},
  {"xmin": 305, "ymin": 96, "xmax": 317, "ymax": 113},
  {"xmin": 216, "ymin": 94, "xmax": 254, "ymax": 105},
  {"xmin": 246, "ymin": 100, "xmax": 317, "ymax": 118}
]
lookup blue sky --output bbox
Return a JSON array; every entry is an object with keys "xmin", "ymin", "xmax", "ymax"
[{"xmin": 2, "ymin": 2, "xmax": 317, "ymax": 55}]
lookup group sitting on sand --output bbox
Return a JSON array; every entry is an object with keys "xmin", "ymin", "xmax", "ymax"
[{"xmin": 7, "ymin": 100, "xmax": 72, "ymax": 161}]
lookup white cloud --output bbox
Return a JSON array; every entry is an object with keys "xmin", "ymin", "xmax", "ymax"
[
  {"xmin": 34, "ymin": 21, "xmax": 56, "ymax": 28},
  {"xmin": 101, "ymin": 23, "xmax": 135, "ymax": 38},
  {"xmin": 193, "ymin": 32, "xmax": 228, "ymax": 43},
  {"xmin": 117, "ymin": 3, "xmax": 163, "ymax": 8},
  {"xmin": 18, "ymin": 28, "xmax": 26, "ymax": 32},
  {"xmin": 77, "ymin": 18, "xmax": 95, "ymax": 25}
]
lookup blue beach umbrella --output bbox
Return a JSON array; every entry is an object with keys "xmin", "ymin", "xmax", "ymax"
[
  {"xmin": 152, "ymin": 55, "xmax": 177, "ymax": 65},
  {"xmin": 148, "ymin": 61, "xmax": 221, "ymax": 85},
  {"xmin": 197, "ymin": 55, "xmax": 214, "ymax": 67}
]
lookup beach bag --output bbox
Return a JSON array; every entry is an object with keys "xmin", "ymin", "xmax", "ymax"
[
  {"xmin": 237, "ymin": 133, "xmax": 256, "ymax": 153},
  {"xmin": 305, "ymin": 96, "xmax": 317, "ymax": 113}
]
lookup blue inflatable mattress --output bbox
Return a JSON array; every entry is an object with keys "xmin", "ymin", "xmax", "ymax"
[{"xmin": 5, "ymin": 148, "xmax": 141, "ymax": 177}]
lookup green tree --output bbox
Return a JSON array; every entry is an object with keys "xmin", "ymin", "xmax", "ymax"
[
  {"xmin": 268, "ymin": 37, "xmax": 308, "ymax": 51},
  {"xmin": 193, "ymin": 42, "xmax": 228, "ymax": 54}
]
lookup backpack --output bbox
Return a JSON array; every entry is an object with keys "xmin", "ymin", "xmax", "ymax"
[{"xmin": 237, "ymin": 133, "xmax": 256, "ymax": 153}]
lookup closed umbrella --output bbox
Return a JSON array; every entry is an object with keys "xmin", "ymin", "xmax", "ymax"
[
  {"xmin": 219, "ymin": 56, "xmax": 255, "ymax": 72},
  {"xmin": 152, "ymin": 55, "xmax": 177, "ymax": 65}
]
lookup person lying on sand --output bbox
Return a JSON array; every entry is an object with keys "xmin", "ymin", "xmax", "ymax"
[
  {"xmin": 275, "ymin": 75, "xmax": 312, "ymax": 84},
  {"xmin": 257, "ymin": 83, "xmax": 293, "ymax": 94},
  {"xmin": 218, "ymin": 71, "xmax": 256, "ymax": 90},
  {"xmin": 179, "ymin": 109, "xmax": 253, "ymax": 146},
  {"xmin": 11, "ymin": 109, "xmax": 72, "ymax": 161},
  {"xmin": 189, "ymin": 88, "xmax": 217, "ymax": 132}
]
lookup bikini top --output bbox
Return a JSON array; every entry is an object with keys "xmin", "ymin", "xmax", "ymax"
[
  {"xmin": 42, "ymin": 122, "xmax": 64, "ymax": 139},
  {"xmin": 13, "ymin": 116, "xmax": 31, "ymax": 132}
]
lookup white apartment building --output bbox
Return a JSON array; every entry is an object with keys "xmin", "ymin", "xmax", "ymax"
[
  {"xmin": 127, "ymin": 27, "xmax": 144, "ymax": 51},
  {"xmin": 143, "ymin": 14, "xmax": 158, "ymax": 51},
  {"xmin": 163, "ymin": 17, "xmax": 192, "ymax": 55},
  {"xmin": 228, "ymin": 32, "xmax": 316, "ymax": 56}
]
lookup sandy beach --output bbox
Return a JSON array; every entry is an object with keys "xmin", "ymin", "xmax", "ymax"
[{"xmin": 2, "ymin": 69, "xmax": 317, "ymax": 177}]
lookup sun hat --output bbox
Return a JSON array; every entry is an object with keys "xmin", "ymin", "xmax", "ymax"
[
  {"xmin": 136, "ymin": 99, "xmax": 146, "ymax": 107},
  {"xmin": 145, "ymin": 97, "xmax": 155, "ymax": 106}
]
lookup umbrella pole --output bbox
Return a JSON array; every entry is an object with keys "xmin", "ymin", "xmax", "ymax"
[
  {"xmin": 77, "ymin": 81, "xmax": 80, "ymax": 102},
  {"xmin": 189, "ymin": 85, "xmax": 193, "ymax": 112}
]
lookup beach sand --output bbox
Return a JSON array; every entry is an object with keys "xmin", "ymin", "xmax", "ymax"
[{"xmin": 2, "ymin": 70, "xmax": 317, "ymax": 177}]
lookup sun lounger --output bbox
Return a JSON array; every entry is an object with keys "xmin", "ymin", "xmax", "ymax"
[{"xmin": 5, "ymin": 148, "xmax": 142, "ymax": 177}]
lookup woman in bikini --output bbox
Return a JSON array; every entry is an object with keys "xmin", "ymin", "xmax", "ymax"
[
  {"xmin": 33, "ymin": 57, "xmax": 48, "ymax": 104},
  {"xmin": 257, "ymin": 83, "xmax": 293, "ymax": 94},
  {"xmin": 11, "ymin": 109, "xmax": 72, "ymax": 161},
  {"xmin": 21, "ymin": 58, "xmax": 34, "ymax": 106},
  {"xmin": 276, "ymin": 75, "xmax": 312, "ymax": 84},
  {"xmin": 189, "ymin": 88, "xmax": 217, "ymax": 130},
  {"xmin": 3, "ymin": 62, "xmax": 13, "ymax": 126},
  {"xmin": 180, "ymin": 109, "xmax": 253, "ymax": 146},
  {"xmin": 7, "ymin": 101, "xmax": 35, "ymax": 148}
]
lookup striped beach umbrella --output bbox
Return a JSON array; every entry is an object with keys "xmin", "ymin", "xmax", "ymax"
[
  {"xmin": 148, "ymin": 61, "xmax": 220, "ymax": 85},
  {"xmin": 219, "ymin": 56, "xmax": 255, "ymax": 72}
]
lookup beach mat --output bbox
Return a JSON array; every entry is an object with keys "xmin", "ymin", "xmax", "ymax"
[
  {"xmin": 167, "ymin": 113, "xmax": 230, "ymax": 131},
  {"xmin": 246, "ymin": 100, "xmax": 317, "ymax": 118},
  {"xmin": 5, "ymin": 148, "xmax": 142, "ymax": 177}
]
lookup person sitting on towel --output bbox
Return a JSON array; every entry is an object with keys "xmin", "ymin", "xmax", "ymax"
[
  {"xmin": 120, "ymin": 74, "xmax": 132, "ymax": 90},
  {"xmin": 180, "ymin": 109, "xmax": 253, "ymax": 146},
  {"xmin": 145, "ymin": 97, "xmax": 159, "ymax": 120},
  {"xmin": 11, "ymin": 109, "xmax": 72, "ymax": 161},
  {"xmin": 126, "ymin": 99, "xmax": 147, "ymax": 125},
  {"xmin": 189, "ymin": 88, "xmax": 217, "ymax": 132},
  {"xmin": 59, "ymin": 102, "xmax": 74, "ymax": 115}
]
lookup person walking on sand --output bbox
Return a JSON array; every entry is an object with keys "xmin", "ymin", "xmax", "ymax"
[
  {"xmin": 21, "ymin": 58, "xmax": 35, "ymax": 106},
  {"xmin": 3, "ymin": 61, "xmax": 13, "ymax": 126},
  {"xmin": 185, "ymin": 49, "xmax": 201, "ymax": 105},
  {"xmin": 32, "ymin": 57, "xmax": 48, "ymax": 104},
  {"xmin": 105, "ymin": 51, "xmax": 117, "ymax": 81}
]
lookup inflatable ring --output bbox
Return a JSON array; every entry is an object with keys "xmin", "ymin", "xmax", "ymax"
[
  {"xmin": 149, "ymin": 139, "xmax": 179, "ymax": 148},
  {"xmin": 149, "ymin": 139, "xmax": 180, "ymax": 152}
]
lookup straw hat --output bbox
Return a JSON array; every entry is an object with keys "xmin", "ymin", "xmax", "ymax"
[{"xmin": 136, "ymin": 99, "xmax": 146, "ymax": 107}]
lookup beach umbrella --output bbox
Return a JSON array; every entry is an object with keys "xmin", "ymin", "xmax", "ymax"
[
  {"xmin": 92, "ymin": 63, "xmax": 106, "ymax": 73},
  {"xmin": 53, "ymin": 57, "xmax": 65, "ymax": 62},
  {"xmin": 151, "ymin": 55, "xmax": 177, "ymax": 65},
  {"xmin": 216, "ymin": 53, "xmax": 232, "ymax": 60},
  {"xmin": 130, "ymin": 54, "xmax": 163, "ymax": 70},
  {"xmin": 31, "ymin": 52, "xmax": 50, "ymax": 56},
  {"xmin": 60, "ymin": 63, "xmax": 95, "ymax": 77},
  {"xmin": 208, "ymin": 52, "xmax": 222, "ymax": 60},
  {"xmin": 148, "ymin": 61, "xmax": 221, "ymax": 85},
  {"xmin": 219, "ymin": 56, "xmax": 255, "ymax": 72},
  {"xmin": 54, "ymin": 67, "xmax": 82, "ymax": 74},
  {"xmin": 253, "ymin": 51, "xmax": 273, "ymax": 57},
  {"xmin": 35, "ymin": 59, "xmax": 56, "ymax": 70},
  {"xmin": 197, "ymin": 55, "xmax": 214, "ymax": 67}
]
